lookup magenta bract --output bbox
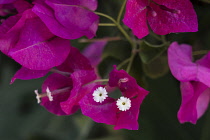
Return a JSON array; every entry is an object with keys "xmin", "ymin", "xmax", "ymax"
[
  {"xmin": 80, "ymin": 66, "xmax": 149, "ymax": 130},
  {"xmin": 32, "ymin": 0, "xmax": 99, "ymax": 39},
  {"xmin": 40, "ymin": 46, "xmax": 97, "ymax": 115},
  {"xmin": 11, "ymin": 67, "xmax": 49, "ymax": 84},
  {"xmin": 41, "ymin": 73, "xmax": 73, "ymax": 115},
  {"xmin": 0, "ymin": 9, "xmax": 71, "ymax": 70},
  {"xmin": 168, "ymin": 42, "xmax": 210, "ymax": 124},
  {"xmin": 123, "ymin": 0, "xmax": 198, "ymax": 39}
]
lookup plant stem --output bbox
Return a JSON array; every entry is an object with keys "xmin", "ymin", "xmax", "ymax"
[
  {"xmin": 126, "ymin": 46, "xmax": 138, "ymax": 73},
  {"xmin": 50, "ymin": 68, "xmax": 70, "ymax": 77},
  {"xmin": 193, "ymin": 50, "xmax": 209, "ymax": 55},
  {"xmin": 117, "ymin": 58, "xmax": 130, "ymax": 69},
  {"xmin": 117, "ymin": 0, "xmax": 127, "ymax": 23},
  {"xmin": 79, "ymin": 37, "xmax": 121, "ymax": 43},
  {"xmin": 99, "ymin": 23, "xmax": 116, "ymax": 26},
  {"xmin": 95, "ymin": 12, "xmax": 116, "ymax": 23},
  {"xmin": 84, "ymin": 79, "xmax": 109, "ymax": 86},
  {"xmin": 95, "ymin": 12, "xmax": 134, "ymax": 48}
]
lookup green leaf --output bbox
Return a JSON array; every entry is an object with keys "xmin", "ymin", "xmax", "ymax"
[
  {"xmin": 143, "ymin": 55, "xmax": 169, "ymax": 79},
  {"xmin": 139, "ymin": 41, "xmax": 168, "ymax": 64}
]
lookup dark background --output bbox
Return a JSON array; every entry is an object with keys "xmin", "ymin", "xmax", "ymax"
[{"xmin": 1, "ymin": 0, "xmax": 210, "ymax": 139}]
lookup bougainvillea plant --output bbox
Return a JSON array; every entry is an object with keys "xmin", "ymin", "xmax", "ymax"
[{"xmin": 2, "ymin": 0, "xmax": 210, "ymax": 135}]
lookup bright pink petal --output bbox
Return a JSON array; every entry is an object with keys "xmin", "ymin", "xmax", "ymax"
[
  {"xmin": 57, "ymin": 47, "xmax": 93, "ymax": 73},
  {"xmin": 7, "ymin": 16, "xmax": 71, "ymax": 70},
  {"xmin": 168, "ymin": 42, "xmax": 197, "ymax": 82},
  {"xmin": 0, "ymin": 14, "xmax": 21, "ymax": 54},
  {"xmin": 109, "ymin": 65, "xmax": 142, "ymax": 97},
  {"xmin": 123, "ymin": 0, "xmax": 149, "ymax": 39},
  {"xmin": 196, "ymin": 52, "xmax": 210, "ymax": 87},
  {"xmin": 11, "ymin": 67, "xmax": 49, "ymax": 84},
  {"xmin": 196, "ymin": 88, "xmax": 210, "ymax": 119},
  {"xmin": 114, "ymin": 96, "xmax": 141, "ymax": 130},
  {"xmin": 45, "ymin": 0, "xmax": 98, "ymax": 11},
  {"xmin": 80, "ymin": 85, "xmax": 117, "ymax": 125},
  {"xmin": 178, "ymin": 82, "xmax": 208, "ymax": 124},
  {"xmin": 41, "ymin": 73, "xmax": 73, "ymax": 115},
  {"xmin": 148, "ymin": 0, "xmax": 198, "ymax": 34},
  {"xmin": 60, "ymin": 70, "xmax": 97, "ymax": 114},
  {"xmin": 32, "ymin": 0, "xmax": 99, "ymax": 39}
]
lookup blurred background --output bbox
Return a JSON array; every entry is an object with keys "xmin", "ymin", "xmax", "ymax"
[{"xmin": 1, "ymin": 0, "xmax": 210, "ymax": 140}]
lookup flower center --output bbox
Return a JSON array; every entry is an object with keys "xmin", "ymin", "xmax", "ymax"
[
  {"xmin": 116, "ymin": 96, "xmax": 131, "ymax": 111},
  {"xmin": 93, "ymin": 87, "xmax": 108, "ymax": 103}
]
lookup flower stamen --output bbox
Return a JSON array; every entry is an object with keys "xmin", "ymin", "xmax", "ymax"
[
  {"xmin": 34, "ymin": 89, "xmax": 41, "ymax": 104},
  {"xmin": 116, "ymin": 96, "xmax": 131, "ymax": 111},
  {"xmin": 93, "ymin": 87, "xmax": 108, "ymax": 103},
  {"xmin": 46, "ymin": 87, "xmax": 53, "ymax": 101}
]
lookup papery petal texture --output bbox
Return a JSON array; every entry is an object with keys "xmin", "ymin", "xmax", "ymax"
[
  {"xmin": 8, "ymin": 16, "xmax": 71, "ymax": 70},
  {"xmin": 57, "ymin": 47, "xmax": 93, "ymax": 73},
  {"xmin": 114, "ymin": 95, "xmax": 142, "ymax": 130},
  {"xmin": 1, "ymin": 9, "xmax": 71, "ymax": 70},
  {"xmin": 196, "ymin": 52, "xmax": 210, "ymax": 87},
  {"xmin": 32, "ymin": 0, "xmax": 99, "ymax": 39},
  {"xmin": 168, "ymin": 42, "xmax": 197, "ymax": 82},
  {"xmin": 80, "ymin": 85, "xmax": 118, "ymax": 125},
  {"xmin": 168, "ymin": 42, "xmax": 210, "ymax": 124},
  {"xmin": 41, "ymin": 73, "xmax": 73, "ymax": 115},
  {"xmin": 178, "ymin": 82, "xmax": 210, "ymax": 124},
  {"xmin": 123, "ymin": 0, "xmax": 198, "ymax": 39},
  {"xmin": 108, "ymin": 65, "xmax": 141, "ymax": 97},
  {"xmin": 123, "ymin": 0, "xmax": 149, "ymax": 39},
  {"xmin": 60, "ymin": 70, "xmax": 97, "ymax": 115},
  {"xmin": 148, "ymin": 0, "xmax": 198, "ymax": 35},
  {"xmin": 11, "ymin": 67, "xmax": 49, "ymax": 84}
]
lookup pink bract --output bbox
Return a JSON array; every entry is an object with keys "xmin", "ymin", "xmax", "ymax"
[
  {"xmin": 32, "ymin": 0, "xmax": 99, "ymax": 39},
  {"xmin": 40, "ymin": 47, "xmax": 98, "ymax": 115},
  {"xmin": 0, "ymin": 9, "xmax": 71, "ymax": 70},
  {"xmin": 10, "ymin": 67, "xmax": 49, "ymax": 84},
  {"xmin": 80, "ymin": 66, "xmax": 149, "ymax": 130},
  {"xmin": 123, "ymin": 0, "xmax": 198, "ymax": 39},
  {"xmin": 168, "ymin": 42, "xmax": 210, "ymax": 123}
]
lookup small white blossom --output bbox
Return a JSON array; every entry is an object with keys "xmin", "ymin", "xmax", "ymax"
[
  {"xmin": 92, "ymin": 87, "xmax": 108, "ymax": 103},
  {"xmin": 46, "ymin": 87, "xmax": 53, "ymax": 101},
  {"xmin": 116, "ymin": 96, "xmax": 131, "ymax": 111},
  {"xmin": 34, "ymin": 89, "xmax": 41, "ymax": 104}
]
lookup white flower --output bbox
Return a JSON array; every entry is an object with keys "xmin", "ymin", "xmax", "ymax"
[
  {"xmin": 34, "ymin": 89, "xmax": 41, "ymax": 104},
  {"xmin": 116, "ymin": 96, "xmax": 131, "ymax": 111},
  {"xmin": 46, "ymin": 87, "xmax": 53, "ymax": 101},
  {"xmin": 92, "ymin": 87, "xmax": 108, "ymax": 103}
]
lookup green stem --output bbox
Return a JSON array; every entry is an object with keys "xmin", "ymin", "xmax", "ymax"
[
  {"xmin": 149, "ymin": 31, "xmax": 162, "ymax": 41},
  {"xmin": 117, "ymin": 58, "xmax": 130, "ymax": 69},
  {"xmin": 117, "ymin": 0, "xmax": 127, "ymax": 23},
  {"xmin": 83, "ymin": 79, "xmax": 109, "ymax": 87},
  {"xmin": 79, "ymin": 37, "xmax": 121, "ymax": 43},
  {"xmin": 144, "ymin": 40, "xmax": 169, "ymax": 48},
  {"xmin": 99, "ymin": 23, "xmax": 116, "ymax": 26},
  {"xmin": 126, "ymin": 46, "xmax": 138, "ymax": 73},
  {"xmin": 193, "ymin": 50, "xmax": 209, "ymax": 55},
  {"xmin": 92, "ymin": 79, "xmax": 109, "ymax": 83},
  {"xmin": 95, "ymin": 12, "xmax": 116, "ymax": 23},
  {"xmin": 95, "ymin": 12, "xmax": 134, "ymax": 48}
]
